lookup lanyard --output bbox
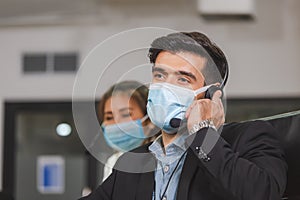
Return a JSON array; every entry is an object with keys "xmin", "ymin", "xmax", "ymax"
[{"xmin": 153, "ymin": 151, "xmax": 187, "ymax": 200}]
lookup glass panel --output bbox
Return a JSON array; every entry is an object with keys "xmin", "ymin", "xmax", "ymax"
[
  {"xmin": 15, "ymin": 111, "xmax": 87, "ymax": 200},
  {"xmin": 226, "ymin": 98, "xmax": 300, "ymax": 122}
]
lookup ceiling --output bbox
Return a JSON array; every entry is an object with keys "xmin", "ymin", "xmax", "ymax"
[
  {"xmin": 0, "ymin": 0, "xmax": 103, "ymax": 26},
  {"xmin": 0, "ymin": 0, "xmax": 186, "ymax": 27}
]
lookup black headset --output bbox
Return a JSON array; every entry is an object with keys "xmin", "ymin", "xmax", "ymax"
[{"xmin": 204, "ymin": 63, "xmax": 229, "ymax": 99}]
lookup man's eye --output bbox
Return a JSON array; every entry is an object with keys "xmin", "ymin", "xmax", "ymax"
[
  {"xmin": 178, "ymin": 77, "xmax": 190, "ymax": 83},
  {"xmin": 153, "ymin": 73, "xmax": 164, "ymax": 80}
]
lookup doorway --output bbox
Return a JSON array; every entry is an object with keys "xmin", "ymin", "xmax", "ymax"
[{"xmin": 3, "ymin": 102, "xmax": 104, "ymax": 200}]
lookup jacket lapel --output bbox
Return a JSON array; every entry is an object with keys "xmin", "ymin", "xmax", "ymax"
[
  {"xmin": 176, "ymin": 149, "xmax": 198, "ymax": 200},
  {"xmin": 136, "ymin": 171, "xmax": 155, "ymax": 200},
  {"xmin": 136, "ymin": 153, "xmax": 156, "ymax": 200}
]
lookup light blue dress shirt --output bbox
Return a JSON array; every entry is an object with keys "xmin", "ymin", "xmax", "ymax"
[{"xmin": 149, "ymin": 133, "xmax": 189, "ymax": 200}]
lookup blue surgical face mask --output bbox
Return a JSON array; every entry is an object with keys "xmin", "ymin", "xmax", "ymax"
[
  {"xmin": 147, "ymin": 83, "xmax": 212, "ymax": 134},
  {"xmin": 102, "ymin": 115, "xmax": 148, "ymax": 152}
]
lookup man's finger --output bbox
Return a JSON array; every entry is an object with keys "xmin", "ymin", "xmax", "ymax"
[
  {"xmin": 185, "ymin": 100, "xmax": 196, "ymax": 118},
  {"xmin": 212, "ymin": 90, "xmax": 222, "ymax": 102}
]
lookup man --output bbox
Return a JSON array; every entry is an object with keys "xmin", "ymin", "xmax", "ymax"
[{"xmin": 80, "ymin": 32, "xmax": 287, "ymax": 200}]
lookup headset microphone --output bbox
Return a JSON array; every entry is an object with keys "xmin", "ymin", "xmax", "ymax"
[
  {"xmin": 170, "ymin": 118, "xmax": 182, "ymax": 128},
  {"xmin": 170, "ymin": 118, "xmax": 189, "ymax": 128}
]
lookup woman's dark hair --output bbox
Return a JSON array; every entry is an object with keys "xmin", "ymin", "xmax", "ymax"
[
  {"xmin": 148, "ymin": 32, "xmax": 228, "ymax": 86},
  {"xmin": 97, "ymin": 80, "xmax": 149, "ymax": 123}
]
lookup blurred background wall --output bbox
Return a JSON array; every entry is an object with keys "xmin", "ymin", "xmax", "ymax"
[{"xmin": 0, "ymin": 0, "xmax": 299, "ymax": 195}]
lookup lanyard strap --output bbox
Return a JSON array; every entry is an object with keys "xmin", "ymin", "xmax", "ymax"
[{"xmin": 154, "ymin": 151, "xmax": 187, "ymax": 200}]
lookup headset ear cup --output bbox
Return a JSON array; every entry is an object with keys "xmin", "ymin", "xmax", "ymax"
[{"xmin": 204, "ymin": 85, "xmax": 223, "ymax": 99}]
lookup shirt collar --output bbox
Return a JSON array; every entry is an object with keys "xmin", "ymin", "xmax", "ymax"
[{"xmin": 149, "ymin": 132, "xmax": 189, "ymax": 158}]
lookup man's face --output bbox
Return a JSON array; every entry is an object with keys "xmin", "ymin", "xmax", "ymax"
[{"xmin": 152, "ymin": 51, "xmax": 206, "ymax": 98}]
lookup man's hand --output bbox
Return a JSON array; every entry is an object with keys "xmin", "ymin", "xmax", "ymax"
[{"xmin": 185, "ymin": 90, "xmax": 225, "ymax": 132}]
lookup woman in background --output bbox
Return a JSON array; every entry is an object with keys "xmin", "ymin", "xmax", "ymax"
[{"xmin": 98, "ymin": 80, "xmax": 159, "ymax": 181}]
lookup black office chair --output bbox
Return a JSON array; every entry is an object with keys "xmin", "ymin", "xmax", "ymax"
[
  {"xmin": 0, "ymin": 191, "xmax": 14, "ymax": 200},
  {"xmin": 259, "ymin": 111, "xmax": 300, "ymax": 200}
]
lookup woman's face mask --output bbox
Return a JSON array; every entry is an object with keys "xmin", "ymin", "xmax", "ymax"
[
  {"xmin": 102, "ymin": 115, "xmax": 148, "ymax": 152},
  {"xmin": 146, "ymin": 83, "xmax": 212, "ymax": 134}
]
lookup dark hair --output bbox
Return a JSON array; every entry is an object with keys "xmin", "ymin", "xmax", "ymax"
[
  {"xmin": 148, "ymin": 32, "xmax": 228, "ymax": 86},
  {"xmin": 97, "ymin": 80, "xmax": 149, "ymax": 123}
]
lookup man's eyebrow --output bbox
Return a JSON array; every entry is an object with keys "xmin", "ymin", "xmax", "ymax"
[
  {"xmin": 152, "ymin": 66, "xmax": 167, "ymax": 75},
  {"xmin": 176, "ymin": 70, "xmax": 197, "ymax": 81},
  {"xmin": 153, "ymin": 66, "xmax": 197, "ymax": 81}
]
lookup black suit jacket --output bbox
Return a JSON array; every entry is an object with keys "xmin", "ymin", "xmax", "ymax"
[{"xmin": 80, "ymin": 121, "xmax": 287, "ymax": 200}]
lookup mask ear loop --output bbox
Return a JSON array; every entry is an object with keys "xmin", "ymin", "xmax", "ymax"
[
  {"xmin": 140, "ymin": 114, "xmax": 148, "ymax": 123},
  {"xmin": 140, "ymin": 114, "xmax": 150, "ymax": 132},
  {"xmin": 194, "ymin": 84, "xmax": 214, "ymax": 96},
  {"xmin": 194, "ymin": 84, "xmax": 224, "ymax": 99}
]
